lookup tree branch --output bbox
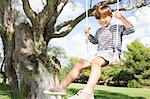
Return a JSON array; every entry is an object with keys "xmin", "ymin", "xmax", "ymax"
[
  {"xmin": 39, "ymin": 0, "xmax": 68, "ymax": 29},
  {"xmin": 0, "ymin": 13, "xmax": 3, "ymax": 35},
  {"xmin": 45, "ymin": 0, "xmax": 68, "ymax": 28},
  {"xmin": 0, "ymin": 25, "xmax": 3, "ymax": 37},
  {"xmin": 39, "ymin": 0, "xmax": 59, "ymax": 25},
  {"xmin": 123, "ymin": 1, "xmax": 150, "ymax": 11},
  {"xmin": 56, "ymin": 0, "xmax": 68, "ymax": 16},
  {"xmin": 22, "ymin": 0, "xmax": 37, "ymax": 23},
  {"xmin": 45, "ymin": 0, "xmax": 150, "ymax": 40}
]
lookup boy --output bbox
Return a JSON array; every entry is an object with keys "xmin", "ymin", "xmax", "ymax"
[{"xmin": 49, "ymin": 4, "xmax": 134, "ymax": 99}]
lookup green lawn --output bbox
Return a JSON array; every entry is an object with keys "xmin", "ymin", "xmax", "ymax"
[
  {"xmin": 0, "ymin": 83, "xmax": 150, "ymax": 99},
  {"xmin": 65, "ymin": 83, "xmax": 150, "ymax": 99},
  {"xmin": 0, "ymin": 84, "xmax": 11, "ymax": 99}
]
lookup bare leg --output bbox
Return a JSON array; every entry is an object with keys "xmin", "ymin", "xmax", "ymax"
[
  {"xmin": 59, "ymin": 59, "xmax": 91, "ymax": 90},
  {"xmin": 83, "ymin": 57, "xmax": 107, "ymax": 94}
]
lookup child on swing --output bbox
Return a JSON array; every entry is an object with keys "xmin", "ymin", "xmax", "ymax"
[{"xmin": 49, "ymin": 4, "xmax": 134, "ymax": 99}]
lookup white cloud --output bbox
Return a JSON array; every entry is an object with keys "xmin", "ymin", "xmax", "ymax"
[
  {"xmin": 50, "ymin": 32, "xmax": 96, "ymax": 59},
  {"xmin": 29, "ymin": 0, "xmax": 44, "ymax": 12},
  {"xmin": 140, "ymin": 36, "xmax": 150, "ymax": 46},
  {"xmin": 57, "ymin": 2, "xmax": 85, "ymax": 23},
  {"xmin": 122, "ymin": 6, "xmax": 150, "ymax": 51}
]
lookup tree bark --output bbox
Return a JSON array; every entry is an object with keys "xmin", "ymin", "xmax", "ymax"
[
  {"xmin": 0, "ymin": 0, "xmax": 19, "ymax": 97},
  {"xmin": 12, "ymin": 23, "xmax": 61, "ymax": 99}
]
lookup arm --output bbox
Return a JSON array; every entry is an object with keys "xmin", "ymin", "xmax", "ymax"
[
  {"xmin": 84, "ymin": 25, "xmax": 98, "ymax": 44},
  {"xmin": 114, "ymin": 11, "xmax": 135, "ymax": 35},
  {"xmin": 88, "ymin": 33, "xmax": 98, "ymax": 44},
  {"xmin": 114, "ymin": 11, "xmax": 133, "ymax": 28}
]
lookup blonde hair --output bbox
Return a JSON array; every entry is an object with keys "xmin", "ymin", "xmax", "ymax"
[{"xmin": 95, "ymin": 4, "xmax": 112, "ymax": 19}]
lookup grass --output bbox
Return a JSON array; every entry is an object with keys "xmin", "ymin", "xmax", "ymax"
[
  {"xmin": 0, "ymin": 84, "xmax": 11, "ymax": 99},
  {"xmin": 0, "ymin": 83, "xmax": 150, "ymax": 99},
  {"xmin": 65, "ymin": 83, "xmax": 150, "ymax": 99}
]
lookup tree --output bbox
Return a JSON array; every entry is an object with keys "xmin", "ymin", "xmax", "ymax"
[
  {"xmin": 0, "ymin": 0, "xmax": 149, "ymax": 99},
  {"xmin": 124, "ymin": 40, "xmax": 150, "ymax": 87},
  {"xmin": 102, "ymin": 40, "xmax": 150, "ymax": 87},
  {"xmin": 47, "ymin": 45, "xmax": 67, "ymax": 60}
]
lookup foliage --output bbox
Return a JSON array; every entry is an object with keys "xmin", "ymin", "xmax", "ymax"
[
  {"xmin": 78, "ymin": 68, "xmax": 91, "ymax": 83},
  {"xmin": 102, "ymin": 40, "xmax": 150, "ymax": 87},
  {"xmin": 47, "ymin": 45, "xmax": 67, "ymax": 59},
  {"xmin": 124, "ymin": 40, "xmax": 150, "ymax": 86},
  {"xmin": 127, "ymin": 80, "xmax": 143, "ymax": 88},
  {"xmin": 102, "ymin": 66, "xmax": 122, "ymax": 84}
]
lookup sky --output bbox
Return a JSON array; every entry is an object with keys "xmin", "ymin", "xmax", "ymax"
[{"xmin": 0, "ymin": 0, "xmax": 150, "ymax": 61}]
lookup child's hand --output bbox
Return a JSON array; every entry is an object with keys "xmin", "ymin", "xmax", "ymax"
[
  {"xmin": 84, "ymin": 25, "xmax": 90, "ymax": 36},
  {"xmin": 113, "ymin": 10, "xmax": 124, "ymax": 19}
]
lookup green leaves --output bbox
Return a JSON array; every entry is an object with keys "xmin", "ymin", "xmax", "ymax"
[{"xmin": 102, "ymin": 40, "xmax": 150, "ymax": 87}]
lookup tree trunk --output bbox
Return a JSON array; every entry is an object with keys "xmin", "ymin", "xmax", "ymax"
[
  {"xmin": 12, "ymin": 24, "xmax": 61, "ymax": 99},
  {"xmin": 1, "ymin": 1, "xmax": 61, "ymax": 97}
]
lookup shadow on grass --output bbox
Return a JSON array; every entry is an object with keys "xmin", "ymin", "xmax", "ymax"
[{"xmin": 65, "ymin": 88, "xmax": 145, "ymax": 99}]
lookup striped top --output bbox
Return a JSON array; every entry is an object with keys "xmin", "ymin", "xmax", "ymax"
[{"xmin": 88, "ymin": 25, "xmax": 135, "ymax": 53}]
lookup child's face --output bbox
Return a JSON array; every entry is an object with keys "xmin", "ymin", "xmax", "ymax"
[{"xmin": 97, "ymin": 16, "xmax": 112, "ymax": 28}]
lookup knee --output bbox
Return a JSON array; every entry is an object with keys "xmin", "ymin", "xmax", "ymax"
[
  {"xmin": 74, "ymin": 63, "xmax": 82, "ymax": 70},
  {"xmin": 74, "ymin": 59, "xmax": 90, "ymax": 70},
  {"xmin": 91, "ymin": 57, "xmax": 105, "ymax": 67}
]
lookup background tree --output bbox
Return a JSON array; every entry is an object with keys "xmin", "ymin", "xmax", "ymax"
[
  {"xmin": 0, "ymin": 0, "xmax": 149, "ymax": 99},
  {"xmin": 47, "ymin": 45, "xmax": 67, "ymax": 60},
  {"xmin": 124, "ymin": 40, "xmax": 150, "ymax": 87},
  {"xmin": 102, "ymin": 40, "xmax": 150, "ymax": 87}
]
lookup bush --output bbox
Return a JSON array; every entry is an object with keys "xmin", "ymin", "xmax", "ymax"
[{"xmin": 127, "ymin": 80, "xmax": 143, "ymax": 88}]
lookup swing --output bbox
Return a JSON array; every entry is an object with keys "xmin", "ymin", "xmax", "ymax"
[
  {"xmin": 111, "ymin": 0, "xmax": 122, "ymax": 65},
  {"xmin": 85, "ymin": 0, "xmax": 122, "ymax": 65}
]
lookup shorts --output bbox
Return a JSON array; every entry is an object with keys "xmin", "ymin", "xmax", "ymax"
[
  {"xmin": 86, "ymin": 50, "xmax": 114, "ymax": 65},
  {"xmin": 96, "ymin": 50, "xmax": 114, "ymax": 65}
]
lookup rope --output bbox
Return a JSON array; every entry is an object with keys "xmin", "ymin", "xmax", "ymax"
[
  {"xmin": 113, "ymin": 0, "xmax": 120, "ymax": 63},
  {"xmin": 85, "ymin": 0, "xmax": 89, "ymax": 55},
  {"xmin": 116, "ymin": 0, "xmax": 119, "ymax": 47}
]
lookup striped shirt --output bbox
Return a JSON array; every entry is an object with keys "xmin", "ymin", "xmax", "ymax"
[{"xmin": 88, "ymin": 25, "xmax": 135, "ymax": 53}]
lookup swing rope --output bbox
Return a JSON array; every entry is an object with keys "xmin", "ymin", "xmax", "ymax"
[
  {"xmin": 85, "ymin": 0, "xmax": 93, "ymax": 56},
  {"xmin": 85, "ymin": 0, "xmax": 89, "ymax": 55},
  {"xmin": 112, "ymin": 0, "xmax": 121, "ymax": 65}
]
